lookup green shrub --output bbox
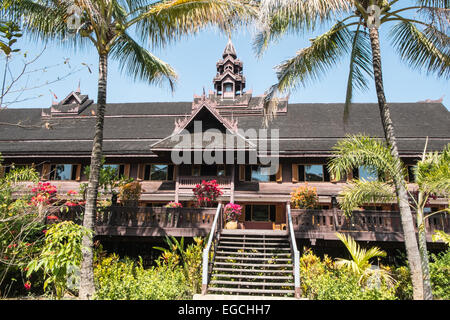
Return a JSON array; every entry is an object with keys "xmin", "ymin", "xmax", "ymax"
[
  {"xmin": 300, "ymin": 248, "xmax": 397, "ymax": 300},
  {"xmin": 94, "ymin": 254, "xmax": 192, "ymax": 300},
  {"xmin": 429, "ymin": 249, "xmax": 450, "ymax": 300}
]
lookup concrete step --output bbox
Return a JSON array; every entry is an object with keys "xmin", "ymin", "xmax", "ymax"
[
  {"xmin": 221, "ymin": 229, "xmax": 288, "ymax": 236},
  {"xmin": 193, "ymin": 294, "xmax": 303, "ymax": 300},
  {"xmin": 210, "ymin": 280, "xmax": 294, "ymax": 287},
  {"xmin": 212, "ymin": 267, "xmax": 293, "ymax": 274},
  {"xmin": 217, "ymin": 245, "xmax": 291, "ymax": 251},
  {"xmin": 208, "ymin": 287, "xmax": 295, "ymax": 295},
  {"xmin": 212, "ymin": 274, "xmax": 293, "ymax": 281},
  {"xmin": 220, "ymin": 236, "xmax": 289, "ymax": 241},
  {"xmin": 215, "ymin": 256, "xmax": 292, "ymax": 262},
  {"xmin": 214, "ymin": 261, "xmax": 293, "ymax": 268},
  {"xmin": 219, "ymin": 241, "xmax": 290, "ymax": 246},
  {"xmin": 216, "ymin": 251, "xmax": 291, "ymax": 257}
]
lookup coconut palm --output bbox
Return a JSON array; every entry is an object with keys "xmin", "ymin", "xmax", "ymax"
[
  {"xmin": 335, "ymin": 232, "xmax": 395, "ymax": 288},
  {"xmin": 254, "ymin": 0, "xmax": 449, "ymax": 300},
  {"xmin": 329, "ymin": 135, "xmax": 450, "ymax": 300},
  {"xmin": 10, "ymin": 0, "xmax": 256, "ymax": 299}
]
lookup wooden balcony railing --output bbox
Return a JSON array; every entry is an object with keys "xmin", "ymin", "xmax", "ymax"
[
  {"xmin": 178, "ymin": 176, "xmax": 232, "ymax": 189},
  {"xmin": 53, "ymin": 206, "xmax": 449, "ymax": 242},
  {"xmin": 290, "ymin": 209, "xmax": 450, "ymax": 242}
]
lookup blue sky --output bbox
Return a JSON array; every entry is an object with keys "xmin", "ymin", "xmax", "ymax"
[{"xmin": 3, "ymin": 15, "xmax": 449, "ymax": 110}]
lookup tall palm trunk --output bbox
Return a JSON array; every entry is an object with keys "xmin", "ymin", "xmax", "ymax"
[
  {"xmin": 79, "ymin": 53, "xmax": 108, "ymax": 300},
  {"xmin": 417, "ymin": 195, "xmax": 433, "ymax": 300},
  {"xmin": 368, "ymin": 26, "xmax": 426, "ymax": 300}
]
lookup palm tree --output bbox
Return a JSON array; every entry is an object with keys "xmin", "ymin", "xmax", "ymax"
[
  {"xmin": 254, "ymin": 0, "xmax": 449, "ymax": 300},
  {"xmin": 335, "ymin": 232, "xmax": 394, "ymax": 288},
  {"xmin": 328, "ymin": 135, "xmax": 450, "ymax": 300},
  {"xmin": 11, "ymin": 0, "xmax": 256, "ymax": 299}
]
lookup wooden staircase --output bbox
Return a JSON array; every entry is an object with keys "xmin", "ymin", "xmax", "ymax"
[{"xmin": 206, "ymin": 230, "xmax": 296, "ymax": 297}]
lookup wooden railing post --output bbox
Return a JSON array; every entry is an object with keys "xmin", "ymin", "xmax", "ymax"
[
  {"xmin": 286, "ymin": 203, "xmax": 301, "ymax": 299},
  {"xmin": 201, "ymin": 203, "xmax": 222, "ymax": 295}
]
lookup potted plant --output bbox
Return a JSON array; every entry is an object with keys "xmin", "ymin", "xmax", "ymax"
[
  {"xmin": 223, "ymin": 203, "xmax": 242, "ymax": 229},
  {"xmin": 290, "ymin": 183, "xmax": 319, "ymax": 209},
  {"xmin": 164, "ymin": 201, "xmax": 183, "ymax": 208},
  {"xmin": 192, "ymin": 179, "xmax": 223, "ymax": 207}
]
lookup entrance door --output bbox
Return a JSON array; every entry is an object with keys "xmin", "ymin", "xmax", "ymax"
[{"xmin": 243, "ymin": 204, "xmax": 276, "ymax": 229}]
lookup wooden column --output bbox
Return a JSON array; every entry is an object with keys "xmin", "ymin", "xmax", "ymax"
[
  {"xmin": 175, "ymin": 165, "xmax": 179, "ymax": 203},
  {"xmin": 230, "ymin": 164, "xmax": 235, "ymax": 203}
]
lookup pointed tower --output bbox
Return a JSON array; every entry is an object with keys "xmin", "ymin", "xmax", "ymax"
[{"xmin": 213, "ymin": 38, "xmax": 246, "ymax": 99}]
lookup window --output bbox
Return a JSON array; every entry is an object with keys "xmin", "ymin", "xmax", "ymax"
[
  {"xmin": 224, "ymin": 83, "xmax": 233, "ymax": 92},
  {"xmin": 50, "ymin": 164, "xmax": 77, "ymax": 180},
  {"xmin": 244, "ymin": 205, "xmax": 276, "ymax": 222},
  {"xmin": 407, "ymin": 166, "xmax": 416, "ymax": 183},
  {"xmin": 191, "ymin": 165, "xmax": 201, "ymax": 177},
  {"xmin": 191, "ymin": 165, "xmax": 226, "ymax": 177},
  {"xmin": 217, "ymin": 165, "xmax": 226, "ymax": 177},
  {"xmin": 297, "ymin": 165, "xmax": 330, "ymax": 182},
  {"xmin": 103, "ymin": 164, "xmax": 125, "ymax": 178},
  {"xmin": 144, "ymin": 164, "xmax": 172, "ymax": 181},
  {"xmin": 250, "ymin": 165, "xmax": 276, "ymax": 182},
  {"xmin": 305, "ymin": 165, "xmax": 324, "ymax": 181},
  {"xmin": 357, "ymin": 165, "xmax": 378, "ymax": 181}
]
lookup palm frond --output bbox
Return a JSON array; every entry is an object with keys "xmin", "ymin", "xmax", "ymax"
[
  {"xmin": 110, "ymin": 32, "xmax": 177, "ymax": 90},
  {"xmin": 416, "ymin": 143, "xmax": 450, "ymax": 195},
  {"xmin": 274, "ymin": 21, "xmax": 352, "ymax": 94},
  {"xmin": 328, "ymin": 135, "xmax": 403, "ymax": 183},
  {"xmin": 260, "ymin": 22, "xmax": 352, "ymax": 126},
  {"xmin": 335, "ymin": 232, "xmax": 387, "ymax": 275},
  {"xmin": 134, "ymin": 0, "xmax": 257, "ymax": 49},
  {"xmin": 344, "ymin": 23, "xmax": 373, "ymax": 121},
  {"xmin": 338, "ymin": 180, "xmax": 396, "ymax": 216},
  {"xmin": 390, "ymin": 20, "xmax": 450, "ymax": 79}
]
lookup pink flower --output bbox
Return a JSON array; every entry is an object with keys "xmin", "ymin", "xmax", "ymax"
[{"xmin": 67, "ymin": 190, "xmax": 78, "ymax": 195}]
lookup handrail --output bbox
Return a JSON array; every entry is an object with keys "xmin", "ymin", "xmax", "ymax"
[
  {"xmin": 287, "ymin": 203, "xmax": 301, "ymax": 299},
  {"xmin": 201, "ymin": 202, "xmax": 222, "ymax": 295}
]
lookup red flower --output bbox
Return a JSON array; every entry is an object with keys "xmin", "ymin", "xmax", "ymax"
[
  {"xmin": 46, "ymin": 215, "xmax": 59, "ymax": 220},
  {"xmin": 24, "ymin": 281, "xmax": 31, "ymax": 291}
]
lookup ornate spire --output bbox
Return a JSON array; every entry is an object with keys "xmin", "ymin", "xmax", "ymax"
[
  {"xmin": 214, "ymin": 38, "xmax": 245, "ymax": 99},
  {"xmin": 223, "ymin": 37, "xmax": 237, "ymax": 58}
]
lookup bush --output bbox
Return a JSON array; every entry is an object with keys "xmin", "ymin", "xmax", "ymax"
[
  {"xmin": 94, "ymin": 254, "xmax": 192, "ymax": 300},
  {"xmin": 290, "ymin": 184, "xmax": 319, "ymax": 209},
  {"xmin": 300, "ymin": 249, "xmax": 397, "ymax": 300},
  {"xmin": 430, "ymin": 249, "xmax": 450, "ymax": 300}
]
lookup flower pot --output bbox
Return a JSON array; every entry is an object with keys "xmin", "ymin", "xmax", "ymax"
[{"xmin": 225, "ymin": 221, "xmax": 238, "ymax": 230}]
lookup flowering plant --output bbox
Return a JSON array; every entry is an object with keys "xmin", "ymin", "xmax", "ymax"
[
  {"xmin": 192, "ymin": 180, "xmax": 222, "ymax": 207},
  {"xmin": 290, "ymin": 184, "xmax": 319, "ymax": 209},
  {"xmin": 224, "ymin": 203, "xmax": 242, "ymax": 222},
  {"xmin": 164, "ymin": 201, "xmax": 183, "ymax": 208},
  {"xmin": 30, "ymin": 182, "xmax": 57, "ymax": 206}
]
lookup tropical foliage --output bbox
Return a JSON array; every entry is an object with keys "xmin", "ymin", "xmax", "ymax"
[
  {"xmin": 254, "ymin": 0, "xmax": 449, "ymax": 117},
  {"xmin": 255, "ymin": 0, "xmax": 449, "ymax": 300},
  {"xmin": 290, "ymin": 184, "xmax": 319, "ymax": 209},
  {"xmin": 300, "ymin": 248, "xmax": 397, "ymax": 300},
  {"xmin": 26, "ymin": 221, "xmax": 92, "ymax": 299},
  {"xmin": 8, "ymin": 0, "xmax": 256, "ymax": 299},
  {"xmin": 329, "ymin": 135, "xmax": 450, "ymax": 300}
]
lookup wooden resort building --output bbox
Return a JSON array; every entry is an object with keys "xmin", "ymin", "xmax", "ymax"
[{"xmin": 0, "ymin": 40, "xmax": 449, "ymax": 297}]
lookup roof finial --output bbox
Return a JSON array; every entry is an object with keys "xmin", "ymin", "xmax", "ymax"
[
  {"xmin": 75, "ymin": 80, "xmax": 81, "ymax": 93},
  {"xmin": 223, "ymin": 37, "xmax": 237, "ymax": 58}
]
